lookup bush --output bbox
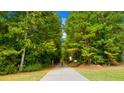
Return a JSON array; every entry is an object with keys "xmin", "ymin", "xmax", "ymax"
[
  {"xmin": 23, "ymin": 63, "xmax": 42, "ymax": 72},
  {"xmin": 0, "ymin": 64, "xmax": 18, "ymax": 75},
  {"xmin": 42, "ymin": 63, "xmax": 48, "ymax": 68},
  {"xmin": 93, "ymin": 55, "xmax": 105, "ymax": 64},
  {"xmin": 68, "ymin": 62, "xmax": 81, "ymax": 67},
  {"xmin": 5, "ymin": 64, "xmax": 18, "ymax": 74},
  {"xmin": 0, "ymin": 48, "xmax": 19, "ymax": 75}
]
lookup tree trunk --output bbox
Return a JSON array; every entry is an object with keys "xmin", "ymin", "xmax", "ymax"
[
  {"xmin": 19, "ymin": 12, "xmax": 28, "ymax": 71},
  {"xmin": 52, "ymin": 60, "xmax": 54, "ymax": 66},
  {"xmin": 19, "ymin": 48, "xmax": 25, "ymax": 72},
  {"xmin": 122, "ymin": 50, "xmax": 124, "ymax": 62},
  {"xmin": 19, "ymin": 32, "xmax": 27, "ymax": 72}
]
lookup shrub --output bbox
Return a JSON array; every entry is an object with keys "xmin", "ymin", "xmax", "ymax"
[
  {"xmin": 23, "ymin": 63, "xmax": 42, "ymax": 72},
  {"xmin": 93, "ymin": 55, "xmax": 105, "ymax": 64},
  {"xmin": 0, "ymin": 64, "xmax": 18, "ymax": 75},
  {"xmin": 42, "ymin": 63, "xmax": 49, "ymax": 68},
  {"xmin": 5, "ymin": 64, "xmax": 18, "ymax": 74},
  {"xmin": 0, "ymin": 48, "xmax": 19, "ymax": 75}
]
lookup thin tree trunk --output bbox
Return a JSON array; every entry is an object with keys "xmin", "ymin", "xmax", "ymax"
[
  {"xmin": 19, "ymin": 48, "xmax": 25, "ymax": 71},
  {"xmin": 19, "ymin": 12, "xmax": 28, "ymax": 72},
  {"xmin": 52, "ymin": 59, "xmax": 54, "ymax": 66},
  {"xmin": 19, "ymin": 32, "xmax": 27, "ymax": 71},
  {"xmin": 122, "ymin": 50, "xmax": 124, "ymax": 62}
]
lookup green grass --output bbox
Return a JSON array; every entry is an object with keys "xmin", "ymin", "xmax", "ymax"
[
  {"xmin": 0, "ymin": 68, "xmax": 52, "ymax": 81},
  {"xmin": 76, "ymin": 65, "xmax": 124, "ymax": 81}
]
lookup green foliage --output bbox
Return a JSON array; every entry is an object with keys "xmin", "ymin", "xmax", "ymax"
[
  {"xmin": 0, "ymin": 48, "xmax": 19, "ymax": 74},
  {"xmin": 5, "ymin": 64, "xmax": 18, "ymax": 74},
  {"xmin": 41, "ymin": 41, "xmax": 57, "ymax": 54},
  {"xmin": 0, "ymin": 48, "xmax": 18, "ymax": 56},
  {"xmin": 23, "ymin": 63, "xmax": 42, "ymax": 72},
  {"xmin": 0, "ymin": 65, "xmax": 18, "ymax": 75},
  {"xmin": 81, "ymin": 46, "xmax": 96, "ymax": 64},
  {"xmin": 93, "ymin": 55, "xmax": 105, "ymax": 64},
  {"xmin": 65, "ymin": 11, "xmax": 124, "ymax": 65},
  {"xmin": 0, "ymin": 11, "xmax": 61, "ymax": 74}
]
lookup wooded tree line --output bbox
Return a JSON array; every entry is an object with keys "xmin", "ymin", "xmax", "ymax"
[
  {"xmin": 1, "ymin": 11, "xmax": 124, "ymax": 75},
  {"xmin": 64, "ymin": 12, "xmax": 124, "ymax": 65},
  {"xmin": 0, "ymin": 12, "xmax": 61, "ymax": 74}
]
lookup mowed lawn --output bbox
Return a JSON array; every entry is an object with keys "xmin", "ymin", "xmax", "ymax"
[
  {"xmin": 75, "ymin": 64, "xmax": 124, "ymax": 81},
  {"xmin": 0, "ymin": 68, "xmax": 52, "ymax": 81}
]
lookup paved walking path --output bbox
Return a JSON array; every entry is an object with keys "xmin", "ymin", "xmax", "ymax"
[{"xmin": 40, "ymin": 64, "xmax": 88, "ymax": 81}]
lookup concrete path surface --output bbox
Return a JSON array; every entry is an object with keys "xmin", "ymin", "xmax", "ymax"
[{"xmin": 40, "ymin": 65, "xmax": 88, "ymax": 81}]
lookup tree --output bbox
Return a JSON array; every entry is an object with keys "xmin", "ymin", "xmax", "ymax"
[
  {"xmin": 0, "ymin": 11, "xmax": 61, "ymax": 74},
  {"xmin": 65, "ymin": 12, "xmax": 124, "ymax": 65}
]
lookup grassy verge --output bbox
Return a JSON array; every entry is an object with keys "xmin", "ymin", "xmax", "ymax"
[
  {"xmin": 75, "ymin": 65, "xmax": 124, "ymax": 81},
  {"xmin": 0, "ymin": 67, "xmax": 53, "ymax": 81}
]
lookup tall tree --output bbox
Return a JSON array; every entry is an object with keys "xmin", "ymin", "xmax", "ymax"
[
  {"xmin": 65, "ymin": 12, "xmax": 124, "ymax": 65},
  {"xmin": 0, "ymin": 11, "xmax": 61, "ymax": 74}
]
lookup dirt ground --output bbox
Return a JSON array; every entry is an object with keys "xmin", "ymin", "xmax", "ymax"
[{"xmin": 70, "ymin": 63, "xmax": 124, "ymax": 70}]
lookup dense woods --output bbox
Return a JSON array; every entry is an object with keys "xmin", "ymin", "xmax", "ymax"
[
  {"xmin": 0, "ymin": 12, "xmax": 61, "ymax": 74},
  {"xmin": 1, "ymin": 11, "xmax": 124, "ymax": 75},
  {"xmin": 64, "ymin": 12, "xmax": 124, "ymax": 65}
]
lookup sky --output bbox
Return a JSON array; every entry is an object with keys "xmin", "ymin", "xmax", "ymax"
[
  {"xmin": 58, "ymin": 11, "xmax": 70, "ymax": 18},
  {"xmin": 58, "ymin": 11, "xmax": 70, "ymax": 40},
  {"xmin": 58, "ymin": 11, "xmax": 70, "ymax": 25}
]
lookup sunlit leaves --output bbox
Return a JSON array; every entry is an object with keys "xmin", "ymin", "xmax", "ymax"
[
  {"xmin": 0, "ymin": 11, "xmax": 61, "ymax": 74},
  {"xmin": 65, "ymin": 11, "xmax": 124, "ymax": 64}
]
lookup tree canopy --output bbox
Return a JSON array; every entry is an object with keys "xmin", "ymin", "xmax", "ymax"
[
  {"xmin": 1, "ymin": 11, "xmax": 124, "ymax": 75},
  {"xmin": 64, "ymin": 12, "xmax": 124, "ymax": 65},
  {"xmin": 0, "ymin": 11, "xmax": 61, "ymax": 74}
]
